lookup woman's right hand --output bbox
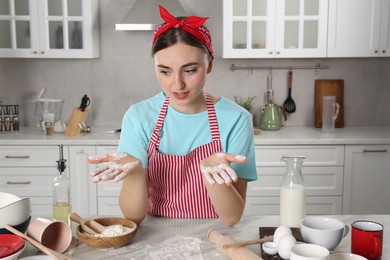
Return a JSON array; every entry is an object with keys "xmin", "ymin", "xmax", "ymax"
[{"xmin": 88, "ymin": 152, "xmax": 141, "ymax": 183}]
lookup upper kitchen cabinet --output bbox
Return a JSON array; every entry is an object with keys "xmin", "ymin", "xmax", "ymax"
[
  {"xmin": 328, "ymin": 0, "xmax": 390, "ymax": 57},
  {"xmin": 0, "ymin": 0, "xmax": 99, "ymax": 58},
  {"xmin": 223, "ymin": 0, "xmax": 329, "ymax": 58}
]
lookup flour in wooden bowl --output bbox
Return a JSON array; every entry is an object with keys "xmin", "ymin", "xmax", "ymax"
[{"xmin": 92, "ymin": 224, "xmax": 134, "ymax": 238}]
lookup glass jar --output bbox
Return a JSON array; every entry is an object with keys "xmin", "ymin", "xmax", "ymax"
[{"xmin": 279, "ymin": 155, "xmax": 306, "ymax": 227}]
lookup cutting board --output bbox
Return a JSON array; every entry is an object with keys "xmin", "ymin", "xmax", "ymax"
[{"xmin": 315, "ymin": 80, "xmax": 344, "ymax": 128}]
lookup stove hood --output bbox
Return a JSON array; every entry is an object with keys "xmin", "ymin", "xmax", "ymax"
[{"xmin": 115, "ymin": 0, "xmax": 187, "ymax": 31}]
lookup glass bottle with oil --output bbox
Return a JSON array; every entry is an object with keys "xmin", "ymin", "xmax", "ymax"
[{"xmin": 53, "ymin": 145, "xmax": 71, "ymax": 226}]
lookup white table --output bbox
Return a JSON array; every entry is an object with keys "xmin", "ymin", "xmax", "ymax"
[{"xmin": 19, "ymin": 215, "xmax": 389, "ymax": 259}]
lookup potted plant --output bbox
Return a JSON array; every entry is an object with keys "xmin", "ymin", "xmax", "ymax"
[{"xmin": 234, "ymin": 96, "xmax": 256, "ymax": 113}]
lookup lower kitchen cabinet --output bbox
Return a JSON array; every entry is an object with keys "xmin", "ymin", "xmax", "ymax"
[
  {"xmin": 0, "ymin": 145, "xmax": 69, "ymax": 216},
  {"xmin": 95, "ymin": 146, "xmax": 122, "ymax": 215},
  {"xmin": 68, "ymin": 146, "xmax": 97, "ymax": 216},
  {"xmin": 244, "ymin": 145, "xmax": 344, "ymax": 216},
  {"xmin": 343, "ymin": 145, "xmax": 390, "ymax": 214}
]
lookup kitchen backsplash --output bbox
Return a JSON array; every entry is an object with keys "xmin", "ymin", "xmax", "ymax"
[{"xmin": 0, "ymin": 0, "xmax": 389, "ymax": 128}]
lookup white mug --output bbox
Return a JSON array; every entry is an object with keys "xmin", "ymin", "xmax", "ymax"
[
  {"xmin": 322, "ymin": 96, "xmax": 340, "ymax": 133},
  {"xmin": 300, "ymin": 216, "xmax": 349, "ymax": 250}
]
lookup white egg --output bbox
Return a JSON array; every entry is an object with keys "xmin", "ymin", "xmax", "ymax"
[
  {"xmin": 273, "ymin": 225, "xmax": 292, "ymax": 245},
  {"xmin": 277, "ymin": 234, "xmax": 296, "ymax": 260}
]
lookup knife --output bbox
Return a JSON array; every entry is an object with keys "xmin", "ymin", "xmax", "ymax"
[
  {"xmin": 96, "ymin": 128, "xmax": 121, "ymax": 134},
  {"xmin": 79, "ymin": 94, "xmax": 90, "ymax": 111}
]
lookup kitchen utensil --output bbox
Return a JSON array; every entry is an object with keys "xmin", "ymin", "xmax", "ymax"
[
  {"xmin": 96, "ymin": 128, "xmax": 121, "ymax": 134},
  {"xmin": 283, "ymin": 70, "xmax": 296, "ymax": 113},
  {"xmin": 64, "ymin": 95, "xmax": 90, "ymax": 137},
  {"xmin": 315, "ymin": 80, "xmax": 344, "ymax": 128},
  {"xmin": 4, "ymin": 224, "xmax": 74, "ymax": 260},
  {"xmin": 266, "ymin": 69, "xmax": 274, "ymax": 104},
  {"xmin": 207, "ymin": 229, "xmax": 262, "ymax": 260},
  {"xmin": 79, "ymin": 95, "xmax": 90, "ymax": 112},
  {"xmin": 76, "ymin": 217, "xmax": 138, "ymax": 249},
  {"xmin": 222, "ymin": 235, "xmax": 273, "ymax": 249},
  {"xmin": 70, "ymin": 213, "xmax": 105, "ymax": 235}
]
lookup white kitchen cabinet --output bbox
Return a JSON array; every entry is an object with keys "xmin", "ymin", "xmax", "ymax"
[
  {"xmin": 328, "ymin": 0, "xmax": 390, "ymax": 57},
  {"xmin": 68, "ymin": 146, "xmax": 97, "ymax": 216},
  {"xmin": 223, "ymin": 0, "xmax": 328, "ymax": 58},
  {"xmin": 0, "ymin": 145, "xmax": 69, "ymax": 216},
  {"xmin": 244, "ymin": 145, "xmax": 344, "ymax": 216},
  {"xmin": 0, "ymin": 0, "xmax": 99, "ymax": 58},
  {"xmin": 95, "ymin": 146, "xmax": 122, "ymax": 216},
  {"xmin": 343, "ymin": 145, "xmax": 390, "ymax": 214}
]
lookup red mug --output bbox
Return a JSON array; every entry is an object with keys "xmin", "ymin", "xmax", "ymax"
[{"xmin": 351, "ymin": 220, "xmax": 383, "ymax": 259}]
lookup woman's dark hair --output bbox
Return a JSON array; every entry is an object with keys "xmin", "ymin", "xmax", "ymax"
[{"xmin": 152, "ymin": 18, "xmax": 212, "ymax": 60}]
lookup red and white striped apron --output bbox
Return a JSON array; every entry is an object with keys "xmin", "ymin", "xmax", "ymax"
[{"xmin": 147, "ymin": 94, "xmax": 222, "ymax": 218}]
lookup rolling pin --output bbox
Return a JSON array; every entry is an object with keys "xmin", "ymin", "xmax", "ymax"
[{"xmin": 208, "ymin": 229, "xmax": 263, "ymax": 260}]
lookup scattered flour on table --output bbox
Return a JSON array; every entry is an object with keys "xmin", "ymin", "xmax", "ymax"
[{"xmin": 92, "ymin": 224, "xmax": 134, "ymax": 237}]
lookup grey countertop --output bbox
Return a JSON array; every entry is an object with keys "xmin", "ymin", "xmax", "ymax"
[
  {"xmin": 1, "ymin": 126, "xmax": 390, "ymax": 146},
  {"xmin": 18, "ymin": 214, "xmax": 390, "ymax": 259}
]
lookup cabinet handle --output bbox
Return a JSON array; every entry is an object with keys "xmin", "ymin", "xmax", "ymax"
[
  {"xmin": 5, "ymin": 155, "xmax": 30, "ymax": 159},
  {"xmin": 374, "ymin": 50, "xmax": 378, "ymax": 53},
  {"xmin": 382, "ymin": 50, "xmax": 386, "ymax": 54},
  {"xmin": 363, "ymin": 149, "xmax": 387, "ymax": 153},
  {"xmin": 6, "ymin": 181, "xmax": 31, "ymax": 185}
]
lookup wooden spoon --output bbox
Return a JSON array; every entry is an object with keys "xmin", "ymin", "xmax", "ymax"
[
  {"xmin": 222, "ymin": 235, "xmax": 274, "ymax": 249},
  {"xmin": 70, "ymin": 213, "xmax": 105, "ymax": 235},
  {"xmin": 4, "ymin": 224, "xmax": 74, "ymax": 260}
]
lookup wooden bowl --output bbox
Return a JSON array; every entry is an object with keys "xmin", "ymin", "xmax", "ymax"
[{"xmin": 76, "ymin": 217, "xmax": 138, "ymax": 248}]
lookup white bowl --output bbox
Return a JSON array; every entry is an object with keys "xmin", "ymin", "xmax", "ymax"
[
  {"xmin": 330, "ymin": 253, "xmax": 368, "ymax": 260},
  {"xmin": 0, "ymin": 198, "xmax": 31, "ymax": 227},
  {"xmin": 0, "ymin": 192, "xmax": 21, "ymax": 208}
]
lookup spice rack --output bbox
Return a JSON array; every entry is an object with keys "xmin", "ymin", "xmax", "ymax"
[{"xmin": 0, "ymin": 104, "xmax": 19, "ymax": 132}]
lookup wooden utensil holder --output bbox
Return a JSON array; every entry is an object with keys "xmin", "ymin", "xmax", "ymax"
[{"xmin": 65, "ymin": 108, "xmax": 89, "ymax": 136}]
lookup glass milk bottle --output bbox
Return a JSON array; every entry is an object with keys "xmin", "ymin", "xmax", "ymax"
[
  {"xmin": 279, "ymin": 155, "xmax": 306, "ymax": 227},
  {"xmin": 53, "ymin": 145, "xmax": 71, "ymax": 225}
]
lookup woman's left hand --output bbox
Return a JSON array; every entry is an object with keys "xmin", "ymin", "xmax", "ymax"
[{"xmin": 200, "ymin": 152, "xmax": 247, "ymax": 186}]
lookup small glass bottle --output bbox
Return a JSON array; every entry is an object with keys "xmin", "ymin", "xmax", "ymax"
[
  {"xmin": 53, "ymin": 145, "xmax": 71, "ymax": 226},
  {"xmin": 279, "ymin": 155, "xmax": 306, "ymax": 228}
]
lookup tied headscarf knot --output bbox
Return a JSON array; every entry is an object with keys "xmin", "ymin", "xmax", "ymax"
[{"xmin": 152, "ymin": 5, "xmax": 214, "ymax": 60}]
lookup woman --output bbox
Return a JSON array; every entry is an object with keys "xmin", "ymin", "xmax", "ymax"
[{"xmin": 88, "ymin": 6, "xmax": 257, "ymax": 226}]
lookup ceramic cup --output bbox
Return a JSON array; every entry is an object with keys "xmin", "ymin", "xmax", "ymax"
[
  {"xmin": 351, "ymin": 220, "xmax": 383, "ymax": 260},
  {"xmin": 290, "ymin": 243, "xmax": 330, "ymax": 260},
  {"xmin": 300, "ymin": 216, "xmax": 349, "ymax": 250},
  {"xmin": 27, "ymin": 217, "xmax": 72, "ymax": 253}
]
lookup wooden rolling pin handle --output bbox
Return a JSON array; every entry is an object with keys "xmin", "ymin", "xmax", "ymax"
[
  {"xmin": 70, "ymin": 212, "xmax": 103, "ymax": 235},
  {"xmin": 86, "ymin": 219, "xmax": 106, "ymax": 234},
  {"xmin": 208, "ymin": 229, "xmax": 263, "ymax": 260}
]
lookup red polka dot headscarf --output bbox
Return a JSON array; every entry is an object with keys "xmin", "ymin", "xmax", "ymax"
[{"xmin": 152, "ymin": 5, "xmax": 214, "ymax": 60}]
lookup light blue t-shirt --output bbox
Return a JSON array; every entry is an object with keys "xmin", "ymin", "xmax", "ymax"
[{"xmin": 118, "ymin": 92, "xmax": 257, "ymax": 181}]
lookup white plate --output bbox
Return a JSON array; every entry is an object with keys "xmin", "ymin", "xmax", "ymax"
[
  {"xmin": 0, "ymin": 244, "xmax": 26, "ymax": 260},
  {"xmin": 19, "ymin": 255, "xmax": 52, "ymax": 260}
]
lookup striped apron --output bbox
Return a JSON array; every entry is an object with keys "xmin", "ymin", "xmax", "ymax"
[{"xmin": 147, "ymin": 94, "xmax": 222, "ymax": 218}]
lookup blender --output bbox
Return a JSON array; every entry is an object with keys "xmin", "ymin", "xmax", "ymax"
[{"xmin": 35, "ymin": 98, "xmax": 64, "ymax": 131}]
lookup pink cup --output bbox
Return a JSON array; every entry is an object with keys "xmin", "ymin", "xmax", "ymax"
[{"xmin": 27, "ymin": 218, "xmax": 72, "ymax": 253}]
